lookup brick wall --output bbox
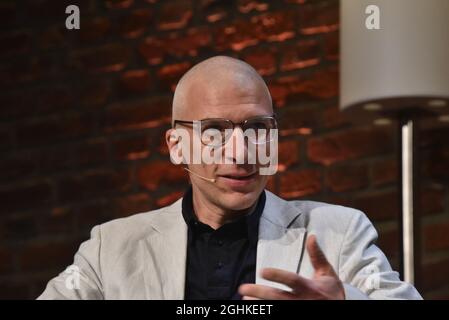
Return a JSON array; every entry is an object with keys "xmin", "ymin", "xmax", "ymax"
[{"xmin": 0, "ymin": 0, "xmax": 448, "ymax": 299}]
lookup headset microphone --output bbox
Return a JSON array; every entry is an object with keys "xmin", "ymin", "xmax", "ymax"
[{"xmin": 183, "ymin": 167, "xmax": 216, "ymax": 183}]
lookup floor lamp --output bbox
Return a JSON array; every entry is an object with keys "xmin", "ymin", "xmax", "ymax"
[{"xmin": 340, "ymin": 0, "xmax": 449, "ymax": 287}]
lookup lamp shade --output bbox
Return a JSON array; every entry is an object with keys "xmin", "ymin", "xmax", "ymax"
[{"xmin": 340, "ymin": 0, "xmax": 449, "ymax": 124}]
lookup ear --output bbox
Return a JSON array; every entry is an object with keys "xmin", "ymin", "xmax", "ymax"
[{"xmin": 165, "ymin": 128, "xmax": 183, "ymax": 164}]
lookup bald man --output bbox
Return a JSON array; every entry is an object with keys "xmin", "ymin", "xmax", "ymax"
[{"xmin": 38, "ymin": 56, "xmax": 421, "ymax": 300}]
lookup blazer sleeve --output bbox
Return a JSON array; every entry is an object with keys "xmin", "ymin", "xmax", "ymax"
[
  {"xmin": 37, "ymin": 225, "xmax": 104, "ymax": 300},
  {"xmin": 338, "ymin": 210, "xmax": 422, "ymax": 300}
]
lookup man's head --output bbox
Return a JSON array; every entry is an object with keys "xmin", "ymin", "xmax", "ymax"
[{"xmin": 166, "ymin": 56, "xmax": 275, "ymax": 213}]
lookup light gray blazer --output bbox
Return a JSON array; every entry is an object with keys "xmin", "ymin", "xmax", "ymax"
[{"xmin": 38, "ymin": 190, "xmax": 422, "ymax": 300}]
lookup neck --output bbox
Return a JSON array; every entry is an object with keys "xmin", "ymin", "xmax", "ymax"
[{"xmin": 191, "ymin": 187, "xmax": 258, "ymax": 230}]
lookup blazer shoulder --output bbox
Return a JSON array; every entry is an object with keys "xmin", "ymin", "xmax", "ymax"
[
  {"xmin": 95, "ymin": 197, "xmax": 183, "ymax": 242},
  {"xmin": 289, "ymin": 198, "xmax": 366, "ymax": 233}
]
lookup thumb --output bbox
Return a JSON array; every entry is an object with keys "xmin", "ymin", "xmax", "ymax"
[{"xmin": 306, "ymin": 235, "xmax": 336, "ymax": 278}]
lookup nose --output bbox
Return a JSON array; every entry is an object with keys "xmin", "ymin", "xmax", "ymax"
[{"xmin": 223, "ymin": 126, "xmax": 249, "ymax": 164}]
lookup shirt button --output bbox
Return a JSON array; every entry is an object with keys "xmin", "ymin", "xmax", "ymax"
[
  {"xmin": 217, "ymin": 240, "xmax": 224, "ymax": 246},
  {"xmin": 216, "ymin": 261, "xmax": 224, "ymax": 269}
]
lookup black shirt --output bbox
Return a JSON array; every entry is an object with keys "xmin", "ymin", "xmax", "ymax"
[{"xmin": 181, "ymin": 187, "xmax": 266, "ymax": 300}]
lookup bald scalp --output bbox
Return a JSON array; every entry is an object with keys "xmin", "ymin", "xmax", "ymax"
[{"xmin": 172, "ymin": 56, "xmax": 272, "ymax": 124}]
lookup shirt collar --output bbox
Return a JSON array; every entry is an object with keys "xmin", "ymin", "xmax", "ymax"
[{"xmin": 181, "ymin": 186, "xmax": 266, "ymax": 244}]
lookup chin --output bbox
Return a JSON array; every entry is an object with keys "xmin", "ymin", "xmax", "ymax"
[{"xmin": 220, "ymin": 188, "xmax": 263, "ymax": 211}]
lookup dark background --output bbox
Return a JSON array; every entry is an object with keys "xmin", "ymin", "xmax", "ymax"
[{"xmin": 0, "ymin": 0, "xmax": 448, "ymax": 299}]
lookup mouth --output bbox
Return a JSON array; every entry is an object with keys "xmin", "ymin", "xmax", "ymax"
[
  {"xmin": 219, "ymin": 172, "xmax": 258, "ymax": 180},
  {"xmin": 217, "ymin": 171, "xmax": 258, "ymax": 189}
]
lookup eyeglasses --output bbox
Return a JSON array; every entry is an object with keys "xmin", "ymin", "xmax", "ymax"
[{"xmin": 173, "ymin": 114, "xmax": 277, "ymax": 147}]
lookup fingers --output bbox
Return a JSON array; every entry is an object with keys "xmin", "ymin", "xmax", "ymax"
[
  {"xmin": 306, "ymin": 235, "xmax": 336, "ymax": 277},
  {"xmin": 260, "ymin": 268, "xmax": 312, "ymax": 292},
  {"xmin": 238, "ymin": 283, "xmax": 295, "ymax": 300}
]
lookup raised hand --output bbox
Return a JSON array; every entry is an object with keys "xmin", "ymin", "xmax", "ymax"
[{"xmin": 238, "ymin": 235, "xmax": 345, "ymax": 300}]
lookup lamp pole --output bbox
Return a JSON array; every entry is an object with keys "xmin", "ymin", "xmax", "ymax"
[{"xmin": 398, "ymin": 116, "xmax": 421, "ymax": 286}]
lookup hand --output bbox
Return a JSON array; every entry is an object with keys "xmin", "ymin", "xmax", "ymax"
[{"xmin": 238, "ymin": 235, "xmax": 345, "ymax": 300}]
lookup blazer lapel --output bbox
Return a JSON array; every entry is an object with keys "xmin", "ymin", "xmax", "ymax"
[
  {"xmin": 140, "ymin": 199, "xmax": 188, "ymax": 299},
  {"xmin": 256, "ymin": 191, "xmax": 307, "ymax": 291},
  {"xmin": 137, "ymin": 190, "xmax": 306, "ymax": 298}
]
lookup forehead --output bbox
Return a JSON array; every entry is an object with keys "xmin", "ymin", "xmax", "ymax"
[{"xmin": 185, "ymin": 74, "xmax": 273, "ymax": 121}]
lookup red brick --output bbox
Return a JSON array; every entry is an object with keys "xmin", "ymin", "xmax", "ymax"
[
  {"xmin": 0, "ymin": 32, "xmax": 31, "ymax": 57},
  {"xmin": 278, "ymin": 106, "xmax": 321, "ymax": 136},
  {"xmin": 35, "ymin": 145, "xmax": 75, "ymax": 173},
  {"xmin": 71, "ymin": 43, "xmax": 130, "ymax": 73},
  {"xmin": 322, "ymin": 105, "xmax": 349, "ymax": 129},
  {"xmin": 420, "ymin": 127, "xmax": 449, "ymax": 148},
  {"xmin": 156, "ymin": 190, "xmax": 185, "ymax": 208},
  {"xmin": 27, "ymin": 0, "xmax": 96, "ymax": 24},
  {"xmin": 265, "ymin": 175, "xmax": 276, "ymax": 193},
  {"xmin": 0, "ymin": 127, "xmax": 12, "ymax": 152},
  {"xmin": 376, "ymin": 228, "xmax": 399, "ymax": 259},
  {"xmin": 0, "ymin": 282, "xmax": 29, "ymax": 300},
  {"xmin": 279, "ymin": 168, "xmax": 322, "ymax": 199},
  {"xmin": 37, "ymin": 207, "xmax": 75, "ymax": 236},
  {"xmin": 80, "ymin": 80, "xmax": 111, "ymax": 107},
  {"xmin": 139, "ymin": 28, "xmax": 211, "ymax": 64},
  {"xmin": 105, "ymin": 0, "xmax": 133, "ymax": 9},
  {"xmin": 353, "ymin": 191, "xmax": 398, "ymax": 222},
  {"xmin": 0, "ymin": 182, "xmax": 53, "ymax": 213},
  {"xmin": 0, "ymin": 2, "xmax": 17, "ymax": 29},
  {"xmin": 424, "ymin": 221, "xmax": 449, "ymax": 251},
  {"xmin": 421, "ymin": 186, "xmax": 445, "ymax": 216},
  {"xmin": 307, "ymin": 126, "xmax": 395, "ymax": 166},
  {"xmin": 77, "ymin": 200, "xmax": 116, "ymax": 230},
  {"xmin": 299, "ymin": 1, "xmax": 339, "ymax": 35},
  {"xmin": 423, "ymin": 146, "xmax": 449, "ymax": 181},
  {"xmin": 280, "ymin": 39, "xmax": 321, "ymax": 71},
  {"xmin": 198, "ymin": 0, "xmax": 229, "ymax": 23},
  {"xmin": 157, "ymin": 62, "xmax": 192, "ymax": 91},
  {"xmin": 114, "ymin": 193, "xmax": 153, "ymax": 217},
  {"xmin": 267, "ymin": 66, "xmax": 339, "ymax": 107},
  {"xmin": 324, "ymin": 30, "xmax": 339, "ymax": 61},
  {"xmin": 0, "ymin": 86, "xmax": 73, "ymax": 120},
  {"xmin": 371, "ymin": 158, "xmax": 397, "ymax": 186},
  {"xmin": 17, "ymin": 114, "xmax": 93, "ymax": 147},
  {"xmin": 77, "ymin": 17, "xmax": 111, "ymax": 43},
  {"xmin": 424, "ymin": 289, "xmax": 449, "ymax": 300},
  {"xmin": 113, "ymin": 134, "xmax": 151, "ymax": 161},
  {"xmin": 58, "ymin": 169, "xmax": 133, "ymax": 203},
  {"xmin": 138, "ymin": 37, "xmax": 165, "ymax": 65},
  {"xmin": 0, "ymin": 153, "xmax": 37, "ymax": 182},
  {"xmin": 38, "ymin": 26, "xmax": 66, "ymax": 50},
  {"xmin": 18, "ymin": 241, "xmax": 79, "ymax": 272},
  {"xmin": 422, "ymin": 259, "xmax": 449, "ymax": 292},
  {"xmin": 278, "ymin": 140, "xmax": 300, "ymax": 172},
  {"xmin": 75, "ymin": 139, "xmax": 109, "ymax": 166},
  {"xmin": 242, "ymin": 47, "xmax": 277, "ymax": 76},
  {"xmin": 137, "ymin": 161, "xmax": 188, "ymax": 191},
  {"xmin": 0, "ymin": 247, "xmax": 13, "ymax": 274},
  {"xmin": 251, "ymin": 11, "xmax": 296, "ymax": 42},
  {"xmin": 325, "ymin": 163, "xmax": 369, "ymax": 192},
  {"xmin": 0, "ymin": 54, "xmax": 62, "ymax": 87},
  {"xmin": 238, "ymin": 0, "xmax": 269, "ymax": 13},
  {"xmin": 116, "ymin": 8, "xmax": 153, "ymax": 38},
  {"xmin": 214, "ymin": 19, "xmax": 259, "ymax": 51},
  {"xmin": 157, "ymin": 0, "xmax": 193, "ymax": 31},
  {"xmin": 120, "ymin": 69, "xmax": 152, "ymax": 94},
  {"xmin": 105, "ymin": 96, "xmax": 172, "ymax": 132}
]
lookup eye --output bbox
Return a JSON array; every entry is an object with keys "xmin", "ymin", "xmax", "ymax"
[{"xmin": 246, "ymin": 120, "xmax": 269, "ymax": 131}]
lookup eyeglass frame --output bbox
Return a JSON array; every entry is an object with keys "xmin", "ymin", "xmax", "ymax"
[{"xmin": 172, "ymin": 113, "xmax": 278, "ymax": 146}]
